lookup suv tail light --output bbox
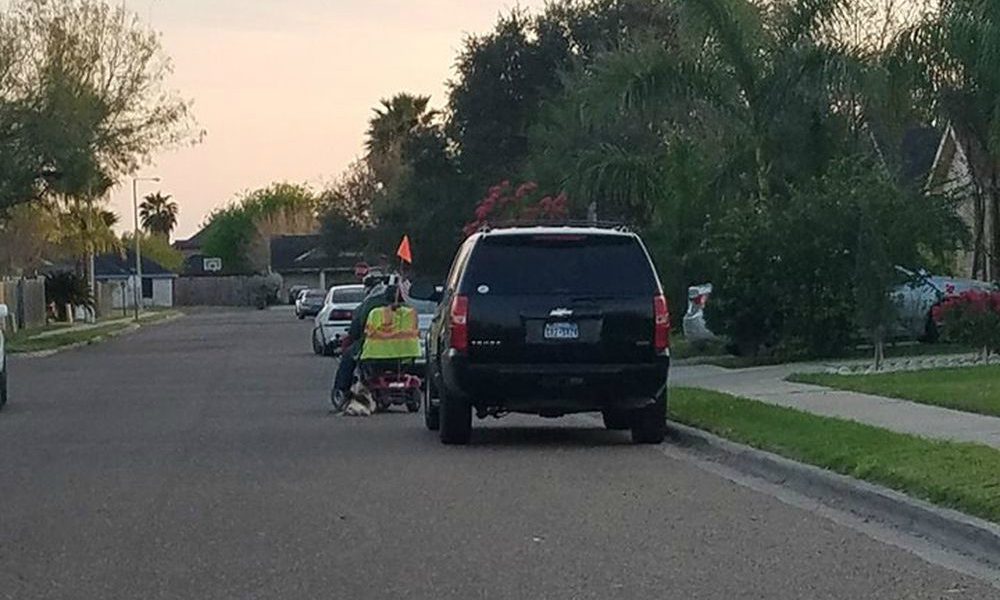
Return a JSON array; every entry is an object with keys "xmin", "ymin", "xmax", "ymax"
[
  {"xmin": 450, "ymin": 295, "xmax": 469, "ymax": 353},
  {"xmin": 654, "ymin": 295, "xmax": 671, "ymax": 353}
]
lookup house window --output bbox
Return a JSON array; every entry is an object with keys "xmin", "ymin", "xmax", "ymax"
[{"xmin": 142, "ymin": 278, "xmax": 154, "ymax": 299}]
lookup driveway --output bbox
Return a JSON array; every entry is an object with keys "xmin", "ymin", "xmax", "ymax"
[{"xmin": 1, "ymin": 309, "xmax": 997, "ymax": 599}]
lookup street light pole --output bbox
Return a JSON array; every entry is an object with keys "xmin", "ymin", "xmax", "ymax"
[{"xmin": 132, "ymin": 176, "xmax": 160, "ymax": 321}]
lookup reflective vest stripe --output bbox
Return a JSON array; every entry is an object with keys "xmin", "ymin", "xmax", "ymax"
[{"xmin": 361, "ymin": 306, "xmax": 422, "ymax": 360}]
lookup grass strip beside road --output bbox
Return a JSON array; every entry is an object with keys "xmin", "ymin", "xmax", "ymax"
[
  {"xmin": 8, "ymin": 322, "xmax": 133, "ymax": 353},
  {"xmin": 790, "ymin": 366, "xmax": 1000, "ymax": 418},
  {"xmin": 669, "ymin": 387, "xmax": 1000, "ymax": 524},
  {"xmin": 8, "ymin": 310, "xmax": 182, "ymax": 354}
]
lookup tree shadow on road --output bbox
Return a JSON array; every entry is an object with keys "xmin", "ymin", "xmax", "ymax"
[{"xmin": 465, "ymin": 425, "xmax": 634, "ymax": 448}]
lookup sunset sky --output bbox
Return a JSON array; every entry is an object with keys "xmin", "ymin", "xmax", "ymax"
[{"xmin": 111, "ymin": 0, "xmax": 546, "ymax": 239}]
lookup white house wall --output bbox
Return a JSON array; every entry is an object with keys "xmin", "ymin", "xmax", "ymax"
[{"xmin": 109, "ymin": 276, "xmax": 175, "ymax": 309}]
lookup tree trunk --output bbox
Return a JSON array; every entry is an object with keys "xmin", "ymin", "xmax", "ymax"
[
  {"xmin": 989, "ymin": 169, "xmax": 1000, "ymax": 282},
  {"xmin": 971, "ymin": 184, "xmax": 986, "ymax": 279}
]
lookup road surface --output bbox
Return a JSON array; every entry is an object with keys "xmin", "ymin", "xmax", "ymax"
[{"xmin": 2, "ymin": 309, "xmax": 997, "ymax": 599}]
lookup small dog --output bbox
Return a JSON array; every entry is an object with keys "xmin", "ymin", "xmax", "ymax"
[{"xmin": 343, "ymin": 381, "xmax": 376, "ymax": 417}]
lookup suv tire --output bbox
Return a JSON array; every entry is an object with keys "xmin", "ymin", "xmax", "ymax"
[
  {"xmin": 439, "ymin": 391, "xmax": 472, "ymax": 445},
  {"xmin": 602, "ymin": 409, "xmax": 631, "ymax": 431},
  {"xmin": 630, "ymin": 396, "xmax": 666, "ymax": 444},
  {"xmin": 424, "ymin": 378, "xmax": 440, "ymax": 431}
]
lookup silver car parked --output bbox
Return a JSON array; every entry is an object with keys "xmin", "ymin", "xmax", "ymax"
[{"xmin": 683, "ymin": 267, "xmax": 996, "ymax": 343}]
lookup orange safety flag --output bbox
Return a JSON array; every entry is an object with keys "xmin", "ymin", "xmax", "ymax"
[{"xmin": 396, "ymin": 235, "xmax": 413, "ymax": 264}]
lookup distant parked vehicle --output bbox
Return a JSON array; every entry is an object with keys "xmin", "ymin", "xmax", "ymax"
[
  {"xmin": 682, "ymin": 266, "xmax": 997, "ymax": 344},
  {"xmin": 0, "ymin": 303, "xmax": 8, "ymax": 410},
  {"xmin": 682, "ymin": 283, "xmax": 717, "ymax": 343},
  {"xmin": 312, "ymin": 285, "xmax": 367, "ymax": 356},
  {"xmin": 287, "ymin": 285, "xmax": 309, "ymax": 305},
  {"xmin": 295, "ymin": 289, "xmax": 326, "ymax": 320}
]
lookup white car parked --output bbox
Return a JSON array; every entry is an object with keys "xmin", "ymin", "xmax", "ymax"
[
  {"xmin": 1, "ymin": 303, "xmax": 8, "ymax": 410},
  {"xmin": 312, "ymin": 285, "xmax": 367, "ymax": 356}
]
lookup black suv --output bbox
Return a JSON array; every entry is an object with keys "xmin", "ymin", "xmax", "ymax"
[{"xmin": 419, "ymin": 226, "xmax": 671, "ymax": 445}]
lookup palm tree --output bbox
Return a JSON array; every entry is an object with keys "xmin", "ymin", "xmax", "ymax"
[
  {"xmin": 364, "ymin": 93, "xmax": 438, "ymax": 185},
  {"xmin": 894, "ymin": 0, "xmax": 1000, "ymax": 280},
  {"xmin": 139, "ymin": 192, "xmax": 179, "ymax": 239}
]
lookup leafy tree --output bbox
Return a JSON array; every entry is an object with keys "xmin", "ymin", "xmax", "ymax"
[
  {"xmin": 201, "ymin": 183, "xmax": 317, "ymax": 273},
  {"xmin": 139, "ymin": 193, "xmax": 179, "ymax": 239},
  {"xmin": 0, "ymin": 0, "xmax": 199, "ymax": 211},
  {"xmin": 366, "ymin": 125, "xmax": 474, "ymax": 276},
  {"xmin": 121, "ymin": 232, "xmax": 184, "ymax": 273},
  {"xmin": 44, "ymin": 271, "xmax": 93, "ymax": 321}
]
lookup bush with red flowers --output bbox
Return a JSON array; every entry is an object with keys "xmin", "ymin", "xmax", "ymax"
[
  {"xmin": 463, "ymin": 180, "xmax": 569, "ymax": 236},
  {"xmin": 932, "ymin": 289, "xmax": 1000, "ymax": 357}
]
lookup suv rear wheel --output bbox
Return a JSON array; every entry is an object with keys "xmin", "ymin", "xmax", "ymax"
[
  {"xmin": 423, "ymin": 379, "xmax": 440, "ymax": 430},
  {"xmin": 630, "ymin": 396, "xmax": 666, "ymax": 444},
  {"xmin": 439, "ymin": 391, "xmax": 472, "ymax": 445}
]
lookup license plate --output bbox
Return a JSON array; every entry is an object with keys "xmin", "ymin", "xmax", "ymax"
[
  {"xmin": 544, "ymin": 322, "xmax": 579, "ymax": 340},
  {"xmin": 389, "ymin": 382, "xmax": 406, "ymax": 389}
]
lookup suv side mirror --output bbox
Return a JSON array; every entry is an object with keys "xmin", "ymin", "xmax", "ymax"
[{"xmin": 409, "ymin": 280, "xmax": 444, "ymax": 303}]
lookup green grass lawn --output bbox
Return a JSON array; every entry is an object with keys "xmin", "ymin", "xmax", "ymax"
[
  {"xmin": 790, "ymin": 365, "xmax": 1000, "ymax": 418},
  {"xmin": 7, "ymin": 322, "xmax": 134, "ymax": 353},
  {"xmin": 669, "ymin": 387, "xmax": 1000, "ymax": 523}
]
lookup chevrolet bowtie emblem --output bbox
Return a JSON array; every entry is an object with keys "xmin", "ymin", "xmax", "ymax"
[{"xmin": 550, "ymin": 308, "xmax": 573, "ymax": 317}]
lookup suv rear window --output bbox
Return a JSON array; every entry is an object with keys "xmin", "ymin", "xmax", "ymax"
[{"xmin": 461, "ymin": 233, "xmax": 657, "ymax": 296}]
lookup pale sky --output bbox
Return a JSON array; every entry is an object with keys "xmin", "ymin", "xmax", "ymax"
[{"xmin": 110, "ymin": 0, "xmax": 546, "ymax": 239}]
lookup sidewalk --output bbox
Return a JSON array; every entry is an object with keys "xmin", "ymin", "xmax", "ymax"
[{"xmin": 671, "ymin": 362, "xmax": 1000, "ymax": 450}]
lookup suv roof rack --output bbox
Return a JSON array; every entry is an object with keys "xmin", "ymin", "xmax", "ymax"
[{"xmin": 478, "ymin": 220, "xmax": 632, "ymax": 233}]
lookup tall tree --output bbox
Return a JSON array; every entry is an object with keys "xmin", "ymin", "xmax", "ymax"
[
  {"xmin": 0, "ymin": 0, "xmax": 200, "ymax": 211},
  {"xmin": 201, "ymin": 183, "xmax": 317, "ymax": 273},
  {"xmin": 895, "ymin": 0, "xmax": 1000, "ymax": 280},
  {"xmin": 139, "ymin": 192, "xmax": 179, "ymax": 239},
  {"xmin": 365, "ymin": 93, "xmax": 438, "ymax": 186}
]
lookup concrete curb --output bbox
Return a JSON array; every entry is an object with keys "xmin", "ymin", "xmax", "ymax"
[
  {"xmin": 13, "ymin": 313, "xmax": 183, "ymax": 359},
  {"xmin": 667, "ymin": 420, "xmax": 1000, "ymax": 569}
]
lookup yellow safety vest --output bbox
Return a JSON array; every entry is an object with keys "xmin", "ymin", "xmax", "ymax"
[{"xmin": 360, "ymin": 305, "xmax": 422, "ymax": 360}]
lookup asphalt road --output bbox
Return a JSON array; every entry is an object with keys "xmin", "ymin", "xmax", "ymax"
[{"xmin": 2, "ymin": 309, "xmax": 997, "ymax": 599}]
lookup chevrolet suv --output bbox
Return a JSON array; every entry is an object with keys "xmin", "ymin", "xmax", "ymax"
[{"xmin": 419, "ymin": 226, "xmax": 671, "ymax": 445}]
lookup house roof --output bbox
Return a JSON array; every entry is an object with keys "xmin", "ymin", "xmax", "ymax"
[
  {"xmin": 928, "ymin": 122, "xmax": 993, "ymax": 190},
  {"xmin": 94, "ymin": 252, "xmax": 176, "ymax": 280},
  {"xmin": 269, "ymin": 235, "xmax": 366, "ymax": 273},
  {"xmin": 173, "ymin": 226, "xmax": 211, "ymax": 251}
]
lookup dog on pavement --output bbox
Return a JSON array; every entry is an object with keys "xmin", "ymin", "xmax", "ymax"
[{"xmin": 343, "ymin": 381, "xmax": 376, "ymax": 417}]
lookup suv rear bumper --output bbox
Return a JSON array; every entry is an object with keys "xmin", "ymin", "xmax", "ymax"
[{"xmin": 439, "ymin": 354, "xmax": 669, "ymax": 413}]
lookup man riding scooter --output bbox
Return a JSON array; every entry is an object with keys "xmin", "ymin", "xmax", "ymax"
[{"xmin": 330, "ymin": 274, "xmax": 420, "ymax": 412}]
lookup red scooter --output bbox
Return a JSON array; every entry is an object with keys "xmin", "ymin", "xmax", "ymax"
[{"xmin": 360, "ymin": 361, "xmax": 422, "ymax": 413}]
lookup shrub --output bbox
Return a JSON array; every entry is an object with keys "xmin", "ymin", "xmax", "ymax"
[
  {"xmin": 933, "ymin": 290, "xmax": 1000, "ymax": 356},
  {"xmin": 44, "ymin": 271, "xmax": 94, "ymax": 321},
  {"xmin": 463, "ymin": 180, "xmax": 568, "ymax": 236}
]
